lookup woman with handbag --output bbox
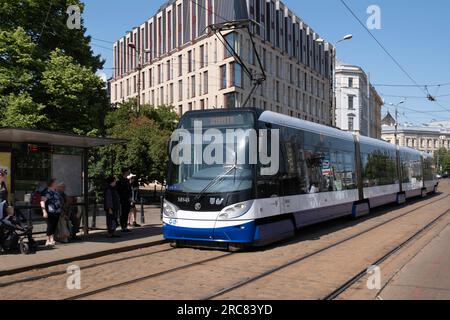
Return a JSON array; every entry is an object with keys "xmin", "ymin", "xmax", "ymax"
[{"xmin": 40, "ymin": 179, "xmax": 62, "ymax": 247}]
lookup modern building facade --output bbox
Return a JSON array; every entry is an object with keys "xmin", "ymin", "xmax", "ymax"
[
  {"xmin": 382, "ymin": 123, "xmax": 450, "ymax": 155},
  {"xmin": 335, "ymin": 63, "xmax": 383, "ymax": 139},
  {"xmin": 109, "ymin": 0, "xmax": 336, "ymax": 126}
]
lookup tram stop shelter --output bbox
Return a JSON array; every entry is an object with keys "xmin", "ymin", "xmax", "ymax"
[{"xmin": 0, "ymin": 128, "xmax": 127, "ymax": 235}]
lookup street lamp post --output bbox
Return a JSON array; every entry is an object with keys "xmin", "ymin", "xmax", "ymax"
[
  {"xmin": 388, "ymin": 100, "xmax": 406, "ymax": 146},
  {"xmin": 128, "ymin": 43, "xmax": 152, "ymax": 114},
  {"xmin": 387, "ymin": 100, "xmax": 406, "ymax": 193},
  {"xmin": 316, "ymin": 34, "xmax": 353, "ymax": 126}
]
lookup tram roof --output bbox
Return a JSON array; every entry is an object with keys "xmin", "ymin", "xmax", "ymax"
[
  {"xmin": 259, "ymin": 111, "xmax": 355, "ymax": 141},
  {"xmin": 358, "ymin": 134, "xmax": 397, "ymax": 151},
  {"xmin": 0, "ymin": 128, "xmax": 127, "ymax": 148}
]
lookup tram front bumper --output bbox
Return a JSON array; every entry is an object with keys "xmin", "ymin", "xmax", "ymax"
[{"xmin": 163, "ymin": 220, "xmax": 256, "ymax": 243}]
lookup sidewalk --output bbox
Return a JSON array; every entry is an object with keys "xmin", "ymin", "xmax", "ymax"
[
  {"xmin": 381, "ymin": 223, "xmax": 450, "ymax": 300},
  {"xmin": 0, "ymin": 209, "xmax": 165, "ymax": 277}
]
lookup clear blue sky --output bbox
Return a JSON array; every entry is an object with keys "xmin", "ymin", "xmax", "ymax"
[{"xmin": 83, "ymin": 0, "xmax": 450, "ymax": 124}]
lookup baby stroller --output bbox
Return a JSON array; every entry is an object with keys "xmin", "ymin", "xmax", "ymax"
[{"xmin": 0, "ymin": 203, "xmax": 36, "ymax": 255}]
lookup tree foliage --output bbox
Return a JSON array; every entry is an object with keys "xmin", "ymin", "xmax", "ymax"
[
  {"xmin": 89, "ymin": 101, "xmax": 179, "ymax": 185},
  {"xmin": 0, "ymin": 0, "xmax": 109, "ymax": 134},
  {"xmin": 434, "ymin": 148, "xmax": 450, "ymax": 174}
]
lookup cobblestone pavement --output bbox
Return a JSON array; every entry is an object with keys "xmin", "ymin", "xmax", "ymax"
[
  {"xmin": 29, "ymin": 205, "xmax": 162, "ymax": 234},
  {"xmin": 1, "ymin": 180, "xmax": 449, "ymax": 300}
]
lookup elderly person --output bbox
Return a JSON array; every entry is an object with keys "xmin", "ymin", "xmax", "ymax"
[{"xmin": 40, "ymin": 179, "xmax": 62, "ymax": 247}]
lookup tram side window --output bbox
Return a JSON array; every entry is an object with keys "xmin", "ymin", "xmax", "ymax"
[
  {"xmin": 278, "ymin": 126, "xmax": 308, "ymax": 196},
  {"xmin": 257, "ymin": 124, "xmax": 281, "ymax": 198},
  {"xmin": 401, "ymin": 152, "xmax": 423, "ymax": 184},
  {"xmin": 401, "ymin": 152, "xmax": 412, "ymax": 184},
  {"xmin": 361, "ymin": 145, "xmax": 397, "ymax": 187},
  {"xmin": 303, "ymin": 132, "xmax": 356, "ymax": 193},
  {"xmin": 423, "ymin": 158, "xmax": 434, "ymax": 181}
]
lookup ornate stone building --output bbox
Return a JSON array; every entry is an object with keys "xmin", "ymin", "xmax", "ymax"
[{"xmin": 382, "ymin": 123, "xmax": 450, "ymax": 155}]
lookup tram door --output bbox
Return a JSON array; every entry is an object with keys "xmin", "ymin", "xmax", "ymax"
[{"xmin": 257, "ymin": 124, "xmax": 282, "ymax": 218}]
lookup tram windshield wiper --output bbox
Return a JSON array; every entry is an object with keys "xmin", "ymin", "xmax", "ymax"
[{"xmin": 194, "ymin": 164, "xmax": 239, "ymax": 201}]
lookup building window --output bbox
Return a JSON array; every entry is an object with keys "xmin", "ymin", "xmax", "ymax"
[
  {"xmin": 224, "ymin": 33, "xmax": 236, "ymax": 59},
  {"xmin": 231, "ymin": 62, "xmax": 242, "ymax": 88},
  {"xmin": 275, "ymin": 81, "xmax": 280, "ymax": 102},
  {"xmin": 167, "ymin": 11, "xmax": 172, "ymax": 52},
  {"xmin": 289, "ymin": 64, "xmax": 293, "ymax": 84},
  {"xmin": 191, "ymin": 75, "xmax": 196, "ymax": 98},
  {"xmin": 157, "ymin": 65, "xmax": 161, "ymax": 84},
  {"xmin": 188, "ymin": 50, "xmax": 193, "ymax": 73},
  {"xmin": 169, "ymin": 83, "xmax": 174, "ymax": 104},
  {"xmin": 220, "ymin": 65, "xmax": 227, "ymax": 89},
  {"xmin": 167, "ymin": 60, "xmax": 172, "ymax": 80},
  {"xmin": 178, "ymin": 55, "xmax": 182, "ymax": 77},
  {"xmin": 348, "ymin": 117, "xmax": 354, "ymax": 131},
  {"xmin": 176, "ymin": 5, "xmax": 182, "ymax": 46},
  {"xmin": 348, "ymin": 95, "xmax": 354, "ymax": 110},
  {"xmin": 149, "ymin": 69, "xmax": 153, "ymax": 87},
  {"xmin": 178, "ymin": 80, "xmax": 182, "ymax": 101},
  {"xmin": 200, "ymin": 45, "xmax": 205, "ymax": 68},
  {"xmin": 203, "ymin": 72, "xmax": 208, "ymax": 95},
  {"xmin": 348, "ymin": 77, "xmax": 353, "ymax": 88},
  {"xmin": 224, "ymin": 92, "xmax": 236, "ymax": 109}
]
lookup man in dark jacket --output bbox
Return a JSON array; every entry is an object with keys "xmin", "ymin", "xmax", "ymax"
[
  {"xmin": 104, "ymin": 177, "xmax": 121, "ymax": 238},
  {"xmin": 116, "ymin": 168, "xmax": 132, "ymax": 233}
]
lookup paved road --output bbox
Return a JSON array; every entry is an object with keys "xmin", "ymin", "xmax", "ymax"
[{"xmin": 1, "ymin": 180, "xmax": 449, "ymax": 300}]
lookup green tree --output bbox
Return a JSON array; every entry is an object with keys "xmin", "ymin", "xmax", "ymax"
[
  {"xmin": 40, "ymin": 49, "xmax": 108, "ymax": 134},
  {"xmin": 89, "ymin": 102, "xmax": 179, "ymax": 186},
  {"xmin": 435, "ymin": 148, "xmax": 450, "ymax": 174},
  {"xmin": 0, "ymin": 0, "xmax": 108, "ymax": 134}
]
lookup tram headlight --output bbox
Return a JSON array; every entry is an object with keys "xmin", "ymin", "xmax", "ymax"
[
  {"xmin": 163, "ymin": 200, "xmax": 179, "ymax": 218},
  {"xmin": 218, "ymin": 201, "xmax": 254, "ymax": 220}
]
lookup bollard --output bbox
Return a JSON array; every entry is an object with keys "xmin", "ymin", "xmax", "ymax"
[{"xmin": 140, "ymin": 197, "xmax": 145, "ymax": 225}]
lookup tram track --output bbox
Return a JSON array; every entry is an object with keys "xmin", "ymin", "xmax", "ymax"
[
  {"xmin": 70, "ymin": 193, "xmax": 450, "ymax": 300},
  {"xmin": 322, "ymin": 209, "xmax": 450, "ymax": 300},
  {"xmin": 0, "ymin": 246, "xmax": 175, "ymax": 288},
  {"xmin": 202, "ymin": 194, "xmax": 450, "ymax": 300},
  {"xmin": 2, "ymin": 193, "xmax": 448, "ymax": 300},
  {"xmin": 64, "ymin": 252, "xmax": 233, "ymax": 300}
]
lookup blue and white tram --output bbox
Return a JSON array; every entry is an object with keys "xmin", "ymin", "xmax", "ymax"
[{"xmin": 163, "ymin": 109, "xmax": 439, "ymax": 250}]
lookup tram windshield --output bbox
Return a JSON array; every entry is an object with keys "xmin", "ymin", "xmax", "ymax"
[{"xmin": 167, "ymin": 111, "xmax": 255, "ymax": 194}]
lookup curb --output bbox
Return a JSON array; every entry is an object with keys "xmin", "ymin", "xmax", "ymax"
[{"xmin": 0, "ymin": 238, "xmax": 167, "ymax": 277}]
